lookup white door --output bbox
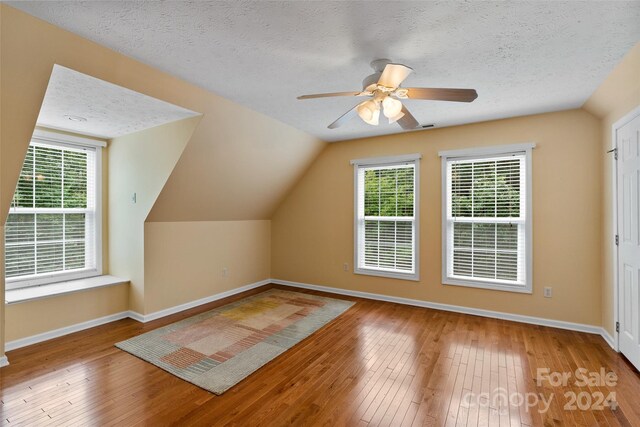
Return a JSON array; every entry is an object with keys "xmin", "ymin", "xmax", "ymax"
[{"xmin": 617, "ymin": 111, "xmax": 640, "ymax": 371}]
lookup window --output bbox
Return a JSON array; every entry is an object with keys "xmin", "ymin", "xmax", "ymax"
[
  {"xmin": 5, "ymin": 133, "xmax": 102, "ymax": 289},
  {"xmin": 352, "ymin": 154, "xmax": 420, "ymax": 281},
  {"xmin": 440, "ymin": 143, "xmax": 534, "ymax": 293}
]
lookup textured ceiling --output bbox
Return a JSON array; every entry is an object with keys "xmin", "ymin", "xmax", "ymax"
[
  {"xmin": 13, "ymin": 1, "xmax": 640, "ymax": 142},
  {"xmin": 38, "ymin": 65, "xmax": 199, "ymax": 138}
]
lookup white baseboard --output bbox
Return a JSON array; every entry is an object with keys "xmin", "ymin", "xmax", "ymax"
[
  {"xmin": 5, "ymin": 311, "xmax": 131, "ymax": 352},
  {"xmin": 3, "ymin": 278, "xmax": 617, "ymax": 357},
  {"xmin": 127, "ymin": 310, "xmax": 145, "ymax": 323},
  {"xmin": 600, "ymin": 328, "xmax": 616, "ymax": 350},
  {"xmin": 130, "ymin": 279, "xmax": 271, "ymax": 323},
  {"xmin": 3, "ymin": 279, "xmax": 272, "ymax": 353},
  {"xmin": 271, "ymin": 279, "xmax": 606, "ymax": 336}
]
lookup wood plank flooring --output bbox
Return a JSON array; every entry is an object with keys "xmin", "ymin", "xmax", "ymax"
[{"xmin": 1, "ymin": 284, "xmax": 639, "ymax": 426}]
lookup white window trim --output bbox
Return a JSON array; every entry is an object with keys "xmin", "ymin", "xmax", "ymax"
[
  {"xmin": 32, "ymin": 128, "xmax": 107, "ymax": 149},
  {"xmin": 5, "ymin": 134, "xmax": 104, "ymax": 290},
  {"xmin": 351, "ymin": 153, "xmax": 421, "ymax": 281},
  {"xmin": 439, "ymin": 143, "xmax": 535, "ymax": 293}
]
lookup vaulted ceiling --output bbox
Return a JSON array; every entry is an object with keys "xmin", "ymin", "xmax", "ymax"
[
  {"xmin": 9, "ymin": 1, "xmax": 640, "ymax": 142},
  {"xmin": 0, "ymin": 5, "xmax": 325, "ymax": 222}
]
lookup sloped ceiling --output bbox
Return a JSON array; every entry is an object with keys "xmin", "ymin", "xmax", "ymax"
[
  {"xmin": 38, "ymin": 65, "xmax": 199, "ymax": 138},
  {"xmin": 7, "ymin": 1, "xmax": 640, "ymax": 142},
  {"xmin": 0, "ymin": 5, "xmax": 325, "ymax": 223},
  {"xmin": 583, "ymin": 43, "xmax": 640, "ymax": 119}
]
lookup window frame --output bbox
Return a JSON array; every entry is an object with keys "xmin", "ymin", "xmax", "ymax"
[
  {"xmin": 351, "ymin": 153, "xmax": 421, "ymax": 281},
  {"xmin": 439, "ymin": 143, "xmax": 535, "ymax": 293},
  {"xmin": 5, "ymin": 130, "xmax": 104, "ymax": 290}
]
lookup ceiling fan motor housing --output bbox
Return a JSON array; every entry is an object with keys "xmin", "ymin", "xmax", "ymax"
[
  {"xmin": 363, "ymin": 58, "xmax": 393, "ymax": 91},
  {"xmin": 297, "ymin": 58, "xmax": 477, "ymax": 130},
  {"xmin": 362, "ymin": 73, "xmax": 381, "ymax": 91}
]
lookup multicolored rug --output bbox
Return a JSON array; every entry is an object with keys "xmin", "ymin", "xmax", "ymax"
[{"xmin": 115, "ymin": 289, "xmax": 354, "ymax": 394}]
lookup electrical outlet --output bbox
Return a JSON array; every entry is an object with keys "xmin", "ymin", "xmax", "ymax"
[
  {"xmin": 222, "ymin": 267, "xmax": 228, "ymax": 278},
  {"xmin": 544, "ymin": 287, "xmax": 552, "ymax": 298},
  {"xmin": 343, "ymin": 263, "xmax": 349, "ymax": 272}
]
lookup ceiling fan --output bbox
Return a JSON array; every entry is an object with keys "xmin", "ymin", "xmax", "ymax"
[{"xmin": 297, "ymin": 59, "xmax": 478, "ymax": 130}]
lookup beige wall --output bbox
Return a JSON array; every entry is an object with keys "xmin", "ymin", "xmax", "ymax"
[
  {"xmin": 583, "ymin": 43, "xmax": 640, "ymax": 336},
  {"xmin": 144, "ymin": 221, "xmax": 270, "ymax": 314},
  {"xmin": 0, "ymin": 4, "xmax": 636, "ymax": 358},
  {"xmin": 0, "ymin": 5, "xmax": 325, "ymax": 224},
  {"xmin": 5, "ymin": 284, "xmax": 128, "ymax": 342},
  {"xmin": 0, "ymin": 226, "xmax": 5, "ymax": 356},
  {"xmin": 109, "ymin": 117, "xmax": 200, "ymax": 314},
  {"xmin": 1, "ymin": 128, "xmax": 115, "ymax": 345},
  {"xmin": 0, "ymin": 5, "xmax": 323, "ymax": 353},
  {"xmin": 147, "ymin": 104, "xmax": 326, "ymax": 222},
  {"xmin": 0, "ymin": 3, "xmax": 4, "ymax": 348},
  {"xmin": 272, "ymin": 109, "xmax": 603, "ymax": 326}
]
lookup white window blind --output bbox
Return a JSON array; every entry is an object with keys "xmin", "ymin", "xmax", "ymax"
[
  {"xmin": 5, "ymin": 140, "xmax": 100, "ymax": 289},
  {"xmin": 442, "ymin": 146, "xmax": 532, "ymax": 292},
  {"xmin": 354, "ymin": 155, "xmax": 419, "ymax": 280}
]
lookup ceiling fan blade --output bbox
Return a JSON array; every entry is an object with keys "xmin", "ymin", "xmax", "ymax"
[
  {"xmin": 397, "ymin": 105, "xmax": 419, "ymax": 130},
  {"xmin": 404, "ymin": 88, "xmax": 478, "ymax": 102},
  {"xmin": 378, "ymin": 63, "xmax": 413, "ymax": 88},
  {"xmin": 328, "ymin": 104, "xmax": 360, "ymax": 129},
  {"xmin": 297, "ymin": 91, "xmax": 363, "ymax": 100}
]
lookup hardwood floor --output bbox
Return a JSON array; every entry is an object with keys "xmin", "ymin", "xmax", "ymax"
[{"xmin": 1, "ymin": 284, "xmax": 639, "ymax": 426}]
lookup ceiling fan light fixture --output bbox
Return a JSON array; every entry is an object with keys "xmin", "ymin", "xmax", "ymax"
[
  {"xmin": 394, "ymin": 88, "xmax": 409, "ymax": 99},
  {"xmin": 382, "ymin": 96, "xmax": 403, "ymax": 119},
  {"xmin": 357, "ymin": 100, "xmax": 380, "ymax": 126},
  {"xmin": 297, "ymin": 60, "xmax": 477, "ymax": 130},
  {"xmin": 388, "ymin": 111, "xmax": 405, "ymax": 124}
]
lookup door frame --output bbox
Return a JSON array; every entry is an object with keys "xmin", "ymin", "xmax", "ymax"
[{"xmin": 612, "ymin": 105, "xmax": 640, "ymax": 352}]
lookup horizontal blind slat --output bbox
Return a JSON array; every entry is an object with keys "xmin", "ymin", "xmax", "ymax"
[
  {"xmin": 447, "ymin": 153, "xmax": 526, "ymax": 285},
  {"xmin": 359, "ymin": 162, "xmax": 416, "ymax": 275},
  {"xmin": 6, "ymin": 142, "xmax": 97, "ymax": 281}
]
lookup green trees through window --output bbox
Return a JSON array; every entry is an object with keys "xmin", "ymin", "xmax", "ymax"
[
  {"xmin": 447, "ymin": 156, "xmax": 525, "ymax": 284},
  {"xmin": 451, "ymin": 160, "xmax": 520, "ymax": 218},
  {"xmin": 364, "ymin": 167, "xmax": 414, "ymax": 217},
  {"xmin": 359, "ymin": 164, "xmax": 416, "ymax": 275},
  {"xmin": 5, "ymin": 143, "xmax": 91, "ymax": 280},
  {"xmin": 13, "ymin": 145, "xmax": 88, "ymax": 209}
]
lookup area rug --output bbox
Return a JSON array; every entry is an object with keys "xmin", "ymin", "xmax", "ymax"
[{"xmin": 115, "ymin": 289, "xmax": 354, "ymax": 395}]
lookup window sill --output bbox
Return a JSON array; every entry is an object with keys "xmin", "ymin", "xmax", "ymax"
[
  {"xmin": 355, "ymin": 268, "xmax": 419, "ymax": 282},
  {"xmin": 5, "ymin": 275, "xmax": 129, "ymax": 304},
  {"xmin": 443, "ymin": 277, "xmax": 532, "ymax": 294}
]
